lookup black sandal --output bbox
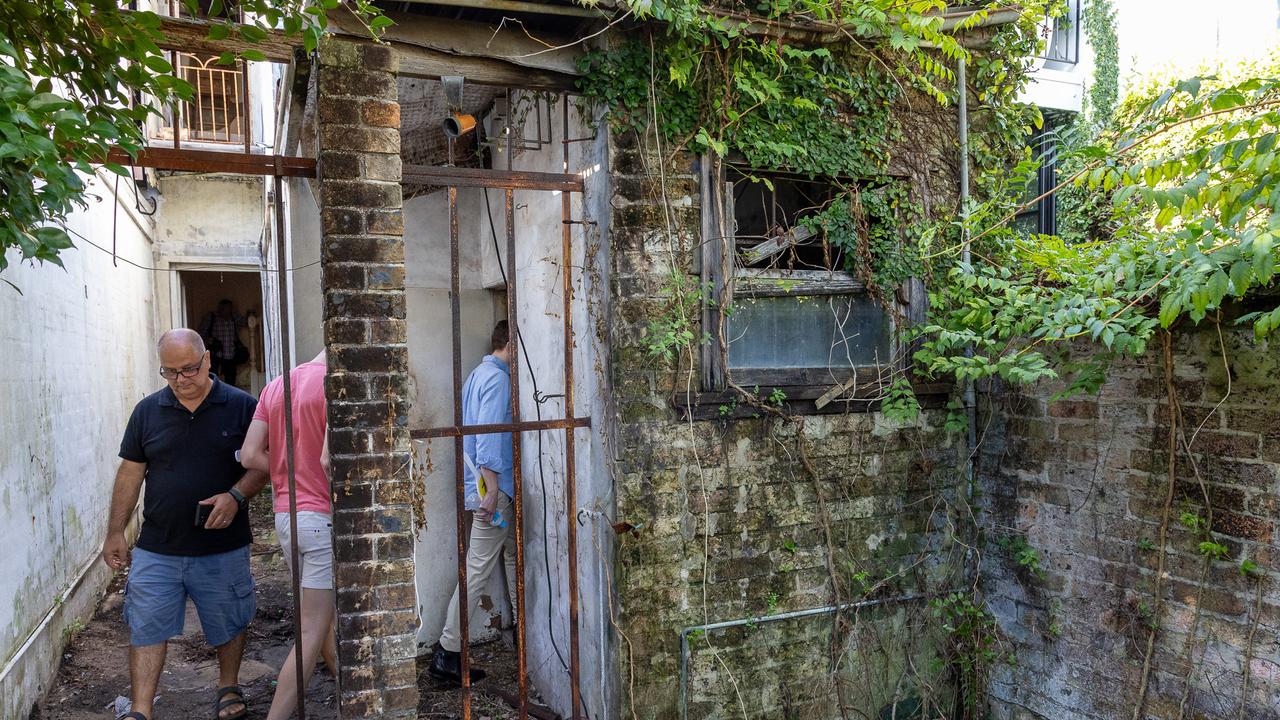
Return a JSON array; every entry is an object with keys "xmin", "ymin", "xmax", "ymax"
[
  {"xmin": 214, "ymin": 686, "xmax": 247, "ymax": 720},
  {"xmin": 120, "ymin": 713, "xmax": 149, "ymax": 720}
]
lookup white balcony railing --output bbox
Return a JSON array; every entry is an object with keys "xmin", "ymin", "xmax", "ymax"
[{"xmin": 152, "ymin": 53, "xmax": 248, "ymax": 146}]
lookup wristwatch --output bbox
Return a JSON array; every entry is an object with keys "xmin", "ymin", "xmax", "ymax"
[{"xmin": 227, "ymin": 487, "xmax": 248, "ymax": 510}]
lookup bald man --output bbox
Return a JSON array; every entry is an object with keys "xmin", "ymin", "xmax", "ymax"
[{"xmin": 101, "ymin": 329, "xmax": 269, "ymax": 720}]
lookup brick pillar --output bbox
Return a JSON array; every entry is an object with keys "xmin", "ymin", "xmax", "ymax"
[{"xmin": 316, "ymin": 37, "xmax": 419, "ymax": 718}]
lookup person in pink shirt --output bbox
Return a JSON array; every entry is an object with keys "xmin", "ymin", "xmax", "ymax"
[{"xmin": 239, "ymin": 350, "xmax": 336, "ymax": 719}]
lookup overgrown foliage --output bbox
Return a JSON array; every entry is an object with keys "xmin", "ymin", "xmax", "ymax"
[
  {"xmin": 0, "ymin": 0, "xmax": 385, "ymax": 276},
  {"xmin": 1081, "ymin": 0, "xmax": 1118, "ymax": 130},
  {"xmin": 917, "ymin": 62, "xmax": 1280, "ymax": 396},
  {"xmin": 584, "ymin": 3, "xmax": 1059, "ymax": 717},
  {"xmin": 581, "ymin": 0, "xmax": 1053, "ymax": 303}
]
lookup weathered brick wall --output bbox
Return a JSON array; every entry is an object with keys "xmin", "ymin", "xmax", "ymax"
[
  {"xmin": 608, "ymin": 126, "xmax": 970, "ymax": 719},
  {"xmin": 316, "ymin": 38, "xmax": 418, "ymax": 719},
  {"xmin": 980, "ymin": 318, "xmax": 1280, "ymax": 719}
]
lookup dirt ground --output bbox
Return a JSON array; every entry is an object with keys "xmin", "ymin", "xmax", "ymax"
[
  {"xmin": 30, "ymin": 503, "xmax": 555, "ymax": 720},
  {"xmin": 30, "ymin": 524, "xmax": 337, "ymax": 720},
  {"xmin": 418, "ymin": 639, "xmax": 561, "ymax": 720}
]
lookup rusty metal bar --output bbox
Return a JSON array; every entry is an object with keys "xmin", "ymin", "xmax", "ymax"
[
  {"xmin": 402, "ymin": 164, "xmax": 582, "ymax": 192},
  {"xmin": 447, "ymin": 138, "xmax": 474, "ymax": 719},
  {"xmin": 411, "ymin": 416, "xmax": 590, "ymax": 439},
  {"xmin": 504, "ymin": 122, "xmax": 531, "ymax": 717},
  {"xmin": 104, "ymin": 146, "xmax": 316, "ymax": 177},
  {"xmin": 273, "ymin": 173, "xmax": 308, "ymax": 720},
  {"xmin": 560, "ymin": 93, "xmax": 583, "ymax": 720}
]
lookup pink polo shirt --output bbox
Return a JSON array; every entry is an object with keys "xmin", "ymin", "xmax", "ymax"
[{"xmin": 253, "ymin": 360, "xmax": 331, "ymax": 514}]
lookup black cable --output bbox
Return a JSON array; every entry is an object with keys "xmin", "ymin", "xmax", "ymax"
[
  {"xmin": 128, "ymin": 168, "xmax": 158, "ymax": 217},
  {"xmin": 484, "ymin": 186, "xmax": 589, "ymax": 717}
]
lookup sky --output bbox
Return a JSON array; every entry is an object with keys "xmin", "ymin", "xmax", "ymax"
[{"xmin": 1115, "ymin": 0, "xmax": 1280, "ymax": 88}]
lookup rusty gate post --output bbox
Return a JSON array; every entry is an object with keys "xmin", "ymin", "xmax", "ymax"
[{"xmin": 316, "ymin": 36, "xmax": 419, "ymax": 719}]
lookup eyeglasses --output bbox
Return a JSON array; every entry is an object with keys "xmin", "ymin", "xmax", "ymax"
[{"xmin": 159, "ymin": 363, "xmax": 203, "ymax": 380}]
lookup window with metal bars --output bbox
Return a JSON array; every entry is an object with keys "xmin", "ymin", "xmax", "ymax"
[{"xmin": 150, "ymin": 53, "xmax": 249, "ymax": 146}]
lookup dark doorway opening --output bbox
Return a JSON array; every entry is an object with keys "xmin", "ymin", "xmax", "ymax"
[{"xmin": 181, "ymin": 269, "xmax": 266, "ymax": 395}]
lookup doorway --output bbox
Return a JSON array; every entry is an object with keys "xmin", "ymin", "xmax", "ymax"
[{"xmin": 180, "ymin": 269, "xmax": 267, "ymax": 395}]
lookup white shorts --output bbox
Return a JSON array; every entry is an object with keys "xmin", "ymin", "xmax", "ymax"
[{"xmin": 274, "ymin": 511, "xmax": 334, "ymax": 590}]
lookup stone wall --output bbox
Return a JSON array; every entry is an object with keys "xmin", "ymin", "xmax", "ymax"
[
  {"xmin": 980, "ymin": 316, "xmax": 1280, "ymax": 719},
  {"xmin": 315, "ymin": 37, "xmax": 419, "ymax": 719},
  {"xmin": 607, "ymin": 126, "xmax": 970, "ymax": 719}
]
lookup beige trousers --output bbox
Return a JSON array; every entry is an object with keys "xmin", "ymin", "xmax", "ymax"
[{"xmin": 439, "ymin": 493, "xmax": 518, "ymax": 652}]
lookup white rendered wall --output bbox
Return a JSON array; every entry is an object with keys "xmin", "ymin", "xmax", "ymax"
[
  {"xmin": 475, "ymin": 94, "xmax": 614, "ymax": 719},
  {"xmin": 0, "ymin": 171, "xmax": 159, "ymax": 718},
  {"xmin": 287, "ymin": 178, "xmax": 325, "ymax": 362},
  {"xmin": 406, "ymin": 184, "xmax": 509, "ymax": 649}
]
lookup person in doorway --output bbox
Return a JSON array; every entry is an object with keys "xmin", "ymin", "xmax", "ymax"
[
  {"xmin": 430, "ymin": 320, "xmax": 520, "ymax": 684},
  {"xmin": 100, "ymin": 328, "xmax": 267, "ymax": 720},
  {"xmin": 238, "ymin": 349, "xmax": 339, "ymax": 719},
  {"xmin": 201, "ymin": 299, "xmax": 248, "ymax": 386}
]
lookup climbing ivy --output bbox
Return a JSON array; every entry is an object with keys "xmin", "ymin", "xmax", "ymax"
[
  {"xmin": 1082, "ymin": 0, "xmax": 1119, "ymax": 131},
  {"xmin": 581, "ymin": 0, "xmax": 1056, "ymax": 334}
]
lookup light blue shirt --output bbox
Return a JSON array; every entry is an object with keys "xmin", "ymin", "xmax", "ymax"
[{"xmin": 462, "ymin": 354, "xmax": 513, "ymax": 508}]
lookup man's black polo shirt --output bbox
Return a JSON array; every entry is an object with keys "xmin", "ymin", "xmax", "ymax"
[{"xmin": 119, "ymin": 376, "xmax": 257, "ymax": 556}]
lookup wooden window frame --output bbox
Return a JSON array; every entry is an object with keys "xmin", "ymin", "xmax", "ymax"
[{"xmin": 691, "ymin": 155, "xmax": 930, "ymax": 416}]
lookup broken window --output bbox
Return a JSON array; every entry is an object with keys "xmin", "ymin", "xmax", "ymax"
[{"xmin": 699, "ymin": 160, "xmax": 904, "ymax": 397}]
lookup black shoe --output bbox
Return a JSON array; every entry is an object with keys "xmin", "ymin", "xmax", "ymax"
[{"xmin": 428, "ymin": 647, "xmax": 487, "ymax": 685}]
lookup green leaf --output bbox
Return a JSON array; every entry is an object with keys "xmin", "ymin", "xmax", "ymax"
[
  {"xmin": 238, "ymin": 24, "xmax": 268, "ymax": 43},
  {"xmin": 142, "ymin": 55, "xmax": 173, "ymax": 74},
  {"xmin": 33, "ymin": 226, "xmax": 73, "ymax": 250},
  {"xmin": 208, "ymin": 23, "xmax": 231, "ymax": 41},
  {"xmin": 1158, "ymin": 294, "xmax": 1182, "ymax": 328},
  {"xmin": 1229, "ymin": 261, "xmax": 1252, "ymax": 295},
  {"xmin": 27, "ymin": 92, "xmax": 72, "ymax": 113}
]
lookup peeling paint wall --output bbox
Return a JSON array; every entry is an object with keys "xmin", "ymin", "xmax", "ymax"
[
  {"xmin": 0, "ymin": 171, "xmax": 159, "ymax": 718},
  {"xmin": 152, "ymin": 174, "xmax": 267, "ymax": 267},
  {"xmin": 288, "ymin": 178, "xmax": 324, "ymax": 361}
]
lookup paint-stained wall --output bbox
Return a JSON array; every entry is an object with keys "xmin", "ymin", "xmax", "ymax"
[{"xmin": 0, "ymin": 171, "xmax": 159, "ymax": 718}]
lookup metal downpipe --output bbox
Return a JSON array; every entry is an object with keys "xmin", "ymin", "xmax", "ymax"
[{"xmin": 958, "ymin": 57, "xmax": 978, "ymax": 502}]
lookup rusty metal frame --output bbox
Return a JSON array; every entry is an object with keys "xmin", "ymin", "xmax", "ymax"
[
  {"xmin": 104, "ymin": 146, "xmax": 316, "ymax": 177},
  {"xmin": 419, "ymin": 94, "xmax": 588, "ymax": 720},
  {"xmin": 410, "ymin": 417, "xmax": 589, "ymax": 439},
  {"xmin": 403, "ymin": 164, "xmax": 582, "ymax": 191}
]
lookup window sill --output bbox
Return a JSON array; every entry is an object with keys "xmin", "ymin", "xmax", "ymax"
[{"xmin": 671, "ymin": 381, "xmax": 952, "ymax": 421}]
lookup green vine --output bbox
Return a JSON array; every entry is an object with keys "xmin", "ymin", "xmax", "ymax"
[
  {"xmin": 587, "ymin": 1, "xmax": 1056, "ymax": 375},
  {"xmin": 1082, "ymin": 0, "xmax": 1119, "ymax": 130}
]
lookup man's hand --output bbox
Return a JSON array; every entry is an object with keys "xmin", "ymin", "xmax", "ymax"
[
  {"xmin": 199, "ymin": 492, "xmax": 240, "ymax": 530},
  {"xmin": 476, "ymin": 487, "xmax": 500, "ymax": 523},
  {"xmin": 102, "ymin": 532, "xmax": 130, "ymax": 570}
]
